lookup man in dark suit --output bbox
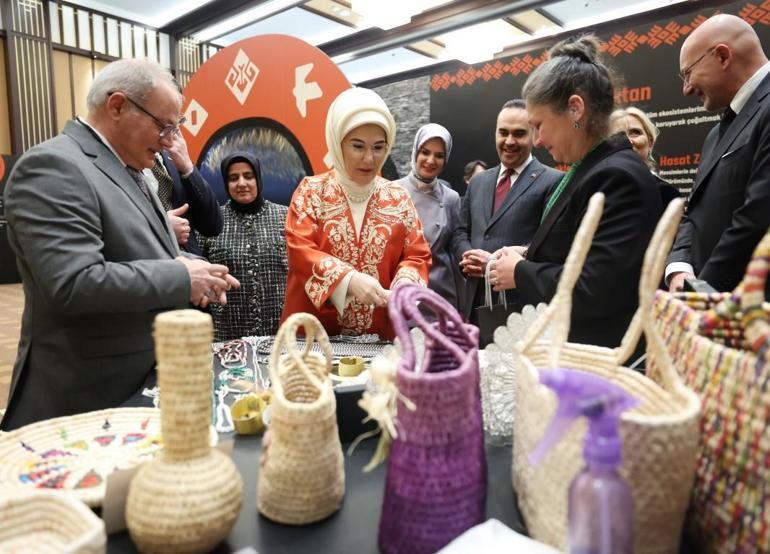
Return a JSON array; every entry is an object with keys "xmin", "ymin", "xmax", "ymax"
[
  {"xmin": 144, "ymin": 131, "xmax": 222, "ymax": 256},
  {"xmin": 452, "ymin": 99, "xmax": 562, "ymax": 321},
  {"xmin": 1, "ymin": 59, "xmax": 239, "ymax": 430},
  {"xmin": 667, "ymin": 14, "xmax": 770, "ymax": 293}
]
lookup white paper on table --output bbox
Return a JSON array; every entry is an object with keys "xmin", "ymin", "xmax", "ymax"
[{"xmin": 437, "ymin": 519, "xmax": 560, "ymax": 554}]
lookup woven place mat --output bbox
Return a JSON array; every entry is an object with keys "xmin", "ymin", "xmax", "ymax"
[{"xmin": 0, "ymin": 408, "xmax": 162, "ymax": 507}]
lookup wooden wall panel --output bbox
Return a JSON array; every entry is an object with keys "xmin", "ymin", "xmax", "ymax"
[
  {"xmin": 70, "ymin": 54, "xmax": 92, "ymax": 119},
  {"xmin": 0, "ymin": 40, "xmax": 12, "ymax": 155},
  {"xmin": 52, "ymin": 49, "xmax": 71, "ymax": 133}
]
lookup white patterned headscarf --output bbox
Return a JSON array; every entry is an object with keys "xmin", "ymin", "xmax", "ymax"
[
  {"xmin": 325, "ymin": 87, "xmax": 396, "ymax": 189},
  {"xmin": 409, "ymin": 123, "xmax": 452, "ymax": 189}
]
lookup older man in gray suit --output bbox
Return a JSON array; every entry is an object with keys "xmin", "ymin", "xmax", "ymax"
[
  {"xmin": 453, "ymin": 99, "xmax": 562, "ymax": 322},
  {"xmin": 1, "ymin": 59, "xmax": 238, "ymax": 430}
]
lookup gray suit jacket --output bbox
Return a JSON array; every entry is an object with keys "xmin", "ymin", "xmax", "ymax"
[
  {"xmin": 1, "ymin": 119, "xmax": 191, "ymax": 430},
  {"xmin": 452, "ymin": 157, "xmax": 562, "ymax": 319},
  {"xmin": 396, "ymin": 176, "xmax": 465, "ymax": 311},
  {"xmin": 668, "ymin": 72, "xmax": 770, "ymax": 294}
]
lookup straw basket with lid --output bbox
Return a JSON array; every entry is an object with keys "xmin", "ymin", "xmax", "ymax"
[
  {"xmin": 257, "ymin": 312, "xmax": 345, "ymax": 524},
  {"xmin": 126, "ymin": 310, "xmax": 243, "ymax": 553}
]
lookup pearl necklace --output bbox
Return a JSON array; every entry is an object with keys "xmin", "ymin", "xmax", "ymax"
[{"xmin": 344, "ymin": 188, "xmax": 373, "ymax": 203}]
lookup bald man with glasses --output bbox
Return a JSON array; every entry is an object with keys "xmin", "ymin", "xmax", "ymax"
[
  {"xmin": 667, "ymin": 14, "xmax": 770, "ymax": 295},
  {"xmin": 1, "ymin": 59, "xmax": 239, "ymax": 430}
]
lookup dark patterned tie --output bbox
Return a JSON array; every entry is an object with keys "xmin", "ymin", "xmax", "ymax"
[
  {"xmin": 126, "ymin": 167, "xmax": 153, "ymax": 202},
  {"xmin": 718, "ymin": 107, "xmax": 736, "ymax": 140},
  {"xmin": 493, "ymin": 168, "xmax": 512, "ymax": 213},
  {"xmin": 151, "ymin": 158, "xmax": 174, "ymax": 212}
]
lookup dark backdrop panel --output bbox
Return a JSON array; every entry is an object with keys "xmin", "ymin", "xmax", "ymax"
[
  {"xmin": 431, "ymin": 1, "xmax": 770, "ymax": 196},
  {"xmin": 0, "ymin": 155, "xmax": 20, "ymax": 284}
]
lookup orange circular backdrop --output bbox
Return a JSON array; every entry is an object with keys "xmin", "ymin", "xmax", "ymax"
[{"xmin": 181, "ymin": 34, "xmax": 351, "ymax": 180}]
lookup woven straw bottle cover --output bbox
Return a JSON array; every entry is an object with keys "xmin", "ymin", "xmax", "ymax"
[
  {"xmin": 513, "ymin": 195, "xmax": 701, "ymax": 553},
  {"xmin": 126, "ymin": 310, "xmax": 243, "ymax": 554},
  {"xmin": 257, "ymin": 312, "xmax": 345, "ymax": 525}
]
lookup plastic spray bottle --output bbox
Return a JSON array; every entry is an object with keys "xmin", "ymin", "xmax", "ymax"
[{"xmin": 529, "ymin": 368, "xmax": 639, "ymax": 554}]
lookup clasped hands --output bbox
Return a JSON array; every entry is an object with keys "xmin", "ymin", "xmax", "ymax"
[
  {"xmin": 460, "ymin": 246, "xmax": 527, "ymax": 291},
  {"xmin": 176, "ymin": 256, "xmax": 240, "ymax": 308}
]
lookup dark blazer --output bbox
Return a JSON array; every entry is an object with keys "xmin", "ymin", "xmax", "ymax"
[
  {"xmin": 668, "ymin": 72, "xmax": 770, "ymax": 293},
  {"xmin": 515, "ymin": 135, "xmax": 663, "ymax": 348},
  {"xmin": 1, "ymin": 120, "xmax": 191, "ymax": 430},
  {"xmin": 452, "ymin": 157, "xmax": 562, "ymax": 319},
  {"xmin": 161, "ymin": 151, "xmax": 223, "ymax": 256}
]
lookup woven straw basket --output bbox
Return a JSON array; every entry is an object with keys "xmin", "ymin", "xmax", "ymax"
[
  {"xmin": 126, "ymin": 310, "xmax": 243, "ymax": 554},
  {"xmin": 378, "ymin": 284, "xmax": 485, "ymax": 554},
  {"xmin": 512, "ymin": 195, "xmax": 701, "ymax": 554},
  {"xmin": 0, "ymin": 490, "xmax": 105, "ymax": 553},
  {"xmin": 652, "ymin": 226, "xmax": 770, "ymax": 553},
  {"xmin": 257, "ymin": 312, "xmax": 345, "ymax": 524},
  {"xmin": 0, "ymin": 407, "xmax": 161, "ymax": 507}
]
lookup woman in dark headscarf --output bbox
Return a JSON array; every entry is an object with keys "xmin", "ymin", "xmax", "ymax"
[{"xmin": 198, "ymin": 152, "xmax": 288, "ymax": 341}]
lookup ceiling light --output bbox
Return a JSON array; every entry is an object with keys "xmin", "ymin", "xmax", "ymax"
[
  {"xmin": 351, "ymin": 0, "xmax": 451, "ymax": 31},
  {"xmin": 193, "ymin": 0, "xmax": 299, "ymax": 42},
  {"xmin": 441, "ymin": 20, "xmax": 522, "ymax": 65}
]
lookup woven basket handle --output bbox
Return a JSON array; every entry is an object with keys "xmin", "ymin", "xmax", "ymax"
[
  {"xmin": 269, "ymin": 312, "xmax": 333, "ymax": 395},
  {"xmin": 520, "ymin": 193, "xmax": 605, "ymax": 367},
  {"xmin": 389, "ymin": 284, "xmax": 473, "ymax": 370},
  {"xmin": 618, "ymin": 199, "xmax": 692, "ymax": 393}
]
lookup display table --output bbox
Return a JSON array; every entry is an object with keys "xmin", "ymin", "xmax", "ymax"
[{"xmin": 107, "ymin": 437, "xmax": 524, "ymax": 553}]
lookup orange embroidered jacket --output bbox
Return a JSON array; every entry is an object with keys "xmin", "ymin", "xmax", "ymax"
[{"xmin": 281, "ymin": 170, "xmax": 431, "ymax": 339}]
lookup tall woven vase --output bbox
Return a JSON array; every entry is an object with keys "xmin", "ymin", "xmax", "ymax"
[
  {"xmin": 257, "ymin": 312, "xmax": 345, "ymax": 524},
  {"xmin": 126, "ymin": 310, "xmax": 243, "ymax": 553},
  {"xmin": 379, "ymin": 284, "xmax": 485, "ymax": 554},
  {"xmin": 512, "ymin": 195, "xmax": 701, "ymax": 554}
]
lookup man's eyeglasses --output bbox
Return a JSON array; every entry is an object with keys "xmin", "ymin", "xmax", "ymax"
[
  {"xmin": 108, "ymin": 91, "xmax": 186, "ymax": 138},
  {"xmin": 678, "ymin": 45, "xmax": 716, "ymax": 85}
]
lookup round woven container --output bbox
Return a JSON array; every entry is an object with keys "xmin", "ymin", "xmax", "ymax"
[
  {"xmin": 257, "ymin": 312, "xmax": 345, "ymax": 525},
  {"xmin": 126, "ymin": 310, "xmax": 243, "ymax": 553},
  {"xmin": 0, "ymin": 490, "xmax": 106, "ymax": 553},
  {"xmin": 0, "ymin": 407, "xmax": 162, "ymax": 507}
]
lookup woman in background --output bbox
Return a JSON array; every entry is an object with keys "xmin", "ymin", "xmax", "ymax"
[
  {"xmin": 198, "ymin": 152, "xmax": 288, "ymax": 341},
  {"xmin": 489, "ymin": 35, "xmax": 663, "ymax": 349},
  {"xmin": 281, "ymin": 88, "xmax": 431, "ymax": 340},
  {"xmin": 395, "ymin": 124, "xmax": 464, "ymax": 312},
  {"xmin": 611, "ymin": 106, "xmax": 679, "ymax": 204}
]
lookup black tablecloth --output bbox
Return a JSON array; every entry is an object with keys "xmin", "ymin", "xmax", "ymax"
[{"xmin": 107, "ymin": 437, "xmax": 524, "ymax": 553}]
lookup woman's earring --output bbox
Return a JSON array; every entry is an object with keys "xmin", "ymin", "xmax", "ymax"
[{"xmin": 573, "ymin": 120, "xmax": 581, "ymax": 130}]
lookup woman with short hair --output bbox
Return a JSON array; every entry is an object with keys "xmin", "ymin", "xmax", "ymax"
[
  {"xmin": 489, "ymin": 35, "xmax": 663, "ymax": 349},
  {"xmin": 611, "ymin": 106, "xmax": 680, "ymax": 204}
]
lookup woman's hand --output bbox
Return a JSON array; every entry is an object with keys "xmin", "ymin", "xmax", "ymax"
[
  {"xmin": 348, "ymin": 272, "xmax": 390, "ymax": 307},
  {"xmin": 489, "ymin": 247, "xmax": 525, "ymax": 291}
]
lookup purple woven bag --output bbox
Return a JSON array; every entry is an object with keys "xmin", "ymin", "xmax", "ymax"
[{"xmin": 378, "ymin": 284, "xmax": 486, "ymax": 554}]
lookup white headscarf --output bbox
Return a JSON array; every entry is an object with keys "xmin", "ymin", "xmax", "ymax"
[
  {"xmin": 409, "ymin": 123, "xmax": 452, "ymax": 192},
  {"xmin": 325, "ymin": 87, "xmax": 396, "ymax": 197}
]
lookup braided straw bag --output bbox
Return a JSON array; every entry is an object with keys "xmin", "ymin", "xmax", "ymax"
[
  {"xmin": 0, "ymin": 490, "xmax": 105, "ymax": 553},
  {"xmin": 126, "ymin": 310, "xmax": 243, "ymax": 554},
  {"xmin": 652, "ymin": 226, "xmax": 770, "ymax": 553},
  {"xmin": 378, "ymin": 284, "xmax": 485, "ymax": 554},
  {"xmin": 512, "ymin": 194, "xmax": 701, "ymax": 554},
  {"xmin": 257, "ymin": 312, "xmax": 345, "ymax": 524}
]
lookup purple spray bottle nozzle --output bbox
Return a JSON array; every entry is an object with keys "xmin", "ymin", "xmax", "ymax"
[{"xmin": 528, "ymin": 368, "xmax": 639, "ymax": 469}]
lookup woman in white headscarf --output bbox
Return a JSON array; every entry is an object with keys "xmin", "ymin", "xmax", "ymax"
[
  {"xmin": 394, "ymin": 123, "xmax": 464, "ymax": 311},
  {"xmin": 281, "ymin": 87, "xmax": 431, "ymax": 339}
]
